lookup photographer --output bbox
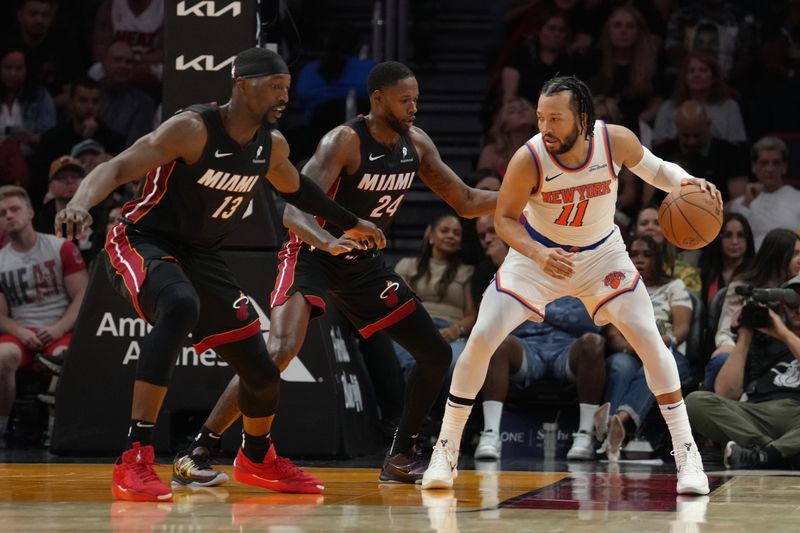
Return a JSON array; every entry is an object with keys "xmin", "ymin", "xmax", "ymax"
[{"xmin": 686, "ymin": 275, "xmax": 800, "ymax": 469}]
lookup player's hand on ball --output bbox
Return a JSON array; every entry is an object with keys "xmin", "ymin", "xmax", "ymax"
[
  {"xmin": 55, "ymin": 204, "xmax": 93, "ymax": 240},
  {"xmin": 680, "ymin": 177, "xmax": 721, "ymax": 205},
  {"xmin": 536, "ymin": 248, "xmax": 575, "ymax": 279}
]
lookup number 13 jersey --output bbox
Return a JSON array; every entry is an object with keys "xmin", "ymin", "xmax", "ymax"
[{"xmin": 523, "ymin": 120, "xmax": 620, "ymax": 247}]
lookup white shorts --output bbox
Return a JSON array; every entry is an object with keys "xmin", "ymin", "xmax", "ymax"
[{"xmin": 494, "ymin": 226, "xmax": 641, "ymax": 325}]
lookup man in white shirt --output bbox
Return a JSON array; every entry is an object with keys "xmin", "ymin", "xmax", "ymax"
[{"xmin": 729, "ymin": 137, "xmax": 800, "ymax": 249}]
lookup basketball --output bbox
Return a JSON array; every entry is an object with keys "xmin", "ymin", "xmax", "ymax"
[{"xmin": 658, "ymin": 184, "xmax": 722, "ymax": 250}]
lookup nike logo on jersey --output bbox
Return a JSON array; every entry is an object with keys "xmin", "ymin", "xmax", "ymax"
[
  {"xmin": 368, "ymin": 153, "xmax": 385, "ymax": 161},
  {"xmin": 545, "ymin": 172, "xmax": 563, "ymax": 182},
  {"xmin": 215, "ymin": 150, "xmax": 232, "ymax": 158}
]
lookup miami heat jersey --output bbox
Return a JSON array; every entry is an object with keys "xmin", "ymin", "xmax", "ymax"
[
  {"xmin": 326, "ymin": 116, "xmax": 419, "ymax": 236},
  {"xmin": 121, "ymin": 103, "xmax": 270, "ymax": 248},
  {"xmin": 523, "ymin": 120, "xmax": 620, "ymax": 247}
]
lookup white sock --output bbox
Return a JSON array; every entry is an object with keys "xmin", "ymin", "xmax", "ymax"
[
  {"xmin": 482, "ymin": 401, "xmax": 504, "ymax": 434},
  {"xmin": 578, "ymin": 403, "xmax": 598, "ymax": 434},
  {"xmin": 659, "ymin": 400, "xmax": 696, "ymax": 452},
  {"xmin": 438, "ymin": 398, "xmax": 473, "ymax": 452}
]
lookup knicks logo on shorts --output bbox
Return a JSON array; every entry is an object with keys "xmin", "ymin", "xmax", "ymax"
[
  {"xmin": 380, "ymin": 281, "xmax": 400, "ymax": 308},
  {"xmin": 232, "ymin": 292, "xmax": 252, "ymax": 321},
  {"xmin": 603, "ymin": 271, "xmax": 625, "ymax": 289}
]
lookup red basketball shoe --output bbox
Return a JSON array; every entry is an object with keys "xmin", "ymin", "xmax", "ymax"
[
  {"xmin": 112, "ymin": 442, "xmax": 173, "ymax": 502},
  {"xmin": 233, "ymin": 443, "xmax": 324, "ymax": 494}
]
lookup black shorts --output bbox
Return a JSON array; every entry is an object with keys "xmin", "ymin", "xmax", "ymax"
[
  {"xmin": 104, "ymin": 223, "xmax": 260, "ymax": 353},
  {"xmin": 270, "ymin": 242, "xmax": 417, "ymax": 338}
]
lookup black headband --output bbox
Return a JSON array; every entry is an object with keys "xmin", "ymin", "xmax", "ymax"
[{"xmin": 231, "ymin": 48, "xmax": 289, "ymax": 79}]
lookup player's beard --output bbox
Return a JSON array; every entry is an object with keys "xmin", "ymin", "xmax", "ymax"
[
  {"xmin": 384, "ymin": 105, "xmax": 410, "ymax": 134},
  {"xmin": 544, "ymin": 125, "xmax": 580, "ymax": 155}
]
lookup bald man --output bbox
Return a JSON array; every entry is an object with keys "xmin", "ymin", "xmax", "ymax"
[{"xmin": 654, "ymin": 100, "xmax": 748, "ymax": 200}]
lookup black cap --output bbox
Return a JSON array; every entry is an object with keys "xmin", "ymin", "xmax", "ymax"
[{"xmin": 231, "ymin": 47, "xmax": 289, "ymax": 79}]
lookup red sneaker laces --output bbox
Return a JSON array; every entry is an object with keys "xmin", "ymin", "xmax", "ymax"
[{"xmin": 129, "ymin": 459, "xmax": 162, "ymax": 484}]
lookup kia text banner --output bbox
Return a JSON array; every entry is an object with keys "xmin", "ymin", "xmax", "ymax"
[{"xmin": 163, "ymin": 1, "xmax": 257, "ymax": 118}]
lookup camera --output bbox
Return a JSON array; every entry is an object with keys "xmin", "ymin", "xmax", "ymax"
[{"xmin": 734, "ymin": 285, "xmax": 800, "ymax": 329}]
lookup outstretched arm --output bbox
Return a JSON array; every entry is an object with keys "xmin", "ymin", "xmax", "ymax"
[
  {"xmin": 268, "ymin": 130, "xmax": 386, "ymax": 249},
  {"xmin": 414, "ymin": 128, "xmax": 497, "ymax": 218},
  {"xmin": 609, "ymin": 124, "xmax": 722, "ymax": 204},
  {"xmin": 56, "ymin": 112, "xmax": 208, "ymax": 239}
]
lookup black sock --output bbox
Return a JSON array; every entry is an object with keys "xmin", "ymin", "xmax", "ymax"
[
  {"xmin": 389, "ymin": 429, "xmax": 418, "ymax": 456},
  {"xmin": 192, "ymin": 425, "xmax": 222, "ymax": 452},
  {"xmin": 128, "ymin": 419, "xmax": 155, "ymax": 447},
  {"xmin": 763, "ymin": 444, "xmax": 783, "ymax": 467},
  {"xmin": 242, "ymin": 431, "xmax": 271, "ymax": 462}
]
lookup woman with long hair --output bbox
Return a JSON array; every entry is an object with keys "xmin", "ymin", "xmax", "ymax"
[
  {"xmin": 599, "ymin": 235, "xmax": 694, "ymax": 460},
  {"xmin": 633, "ymin": 204, "xmax": 701, "ymax": 295},
  {"xmin": 476, "ymin": 97, "xmax": 536, "ymax": 177},
  {"xmin": 705, "ymin": 228, "xmax": 800, "ymax": 388},
  {"xmin": 653, "ymin": 51, "xmax": 747, "ymax": 145},
  {"xmin": 698, "ymin": 213, "xmax": 755, "ymax": 305},
  {"xmin": 589, "ymin": 5, "xmax": 662, "ymax": 128},
  {"xmin": 394, "ymin": 213, "xmax": 476, "ymax": 377}
]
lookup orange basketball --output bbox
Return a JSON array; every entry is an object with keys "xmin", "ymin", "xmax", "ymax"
[{"xmin": 658, "ymin": 184, "xmax": 722, "ymax": 250}]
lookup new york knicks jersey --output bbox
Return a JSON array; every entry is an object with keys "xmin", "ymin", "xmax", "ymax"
[
  {"xmin": 523, "ymin": 121, "xmax": 620, "ymax": 247},
  {"xmin": 120, "ymin": 103, "xmax": 271, "ymax": 248},
  {"xmin": 326, "ymin": 116, "xmax": 419, "ymax": 236}
]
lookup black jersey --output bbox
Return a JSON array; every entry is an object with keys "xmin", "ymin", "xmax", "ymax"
[
  {"xmin": 120, "ymin": 103, "xmax": 271, "ymax": 248},
  {"xmin": 325, "ymin": 116, "xmax": 419, "ymax": 236}
]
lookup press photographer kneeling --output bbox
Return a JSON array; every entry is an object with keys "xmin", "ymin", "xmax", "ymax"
[{"xmin": 686, "ymin": 275, "xmax": 800, "ymax": 469}]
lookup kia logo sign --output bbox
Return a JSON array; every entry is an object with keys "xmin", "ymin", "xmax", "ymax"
[
  {"xmin": 175, "ymin": 54, "xmax": 235, "ymax": 71},
  {"xmin": 177, "ymin": 1, "xmax": 241, "ymax": 17}
]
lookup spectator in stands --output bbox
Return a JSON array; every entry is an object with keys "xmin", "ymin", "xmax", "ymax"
[
  {"xmin": 663, "ymin": 0, "xmax": 758, "ymax": 89},
  {"xmin": 96, "ymin": 40, "xmax": 155, "ymax": 148},
  {"xmin": 633, "ymin": 205, "xmax": 701, "ymax": 295},
  {"xmin": 461, "ymin": 169, "xmax": 502, "ymax": 266},
  {"xmin": 500, "ymin": 8, "xmax": 581, "ymax": 105},
  {"xmin": 757, "ymin": 0, "xmax": 800, "ymax": 133},
  {"xmin": 70, "ymin": 138, "xmax": 110, "ymax": 174},
  {"xmin": 0, "ymin": 46, "xmax": 55, "ymax": 157},
  {"xmin": 33, "ymin": 156, "xmax": 106, "ymax": 263},
  {"xmin": 35, "ymin": 77, "xmax": 124, "ymax": 206},
  {"xmin": 599, "ymin": 235, "xmax": 694, "ymax": 461},
  {"xmin": 469, "ymin": 213, "xmax": 507, "ymax": 305},
  {"xmin": 394, "ymin": 213, "xmax": 476, "ymax": 377},
  {"xmin": 653, "ymin": 51, "xmax": 747, "ymax": 146},
  {"xmin": 476, "ymin": 97, "xmax": 536, "ymax": 178},
  {"xmin": 0, "ymin": 185, "xmax": 88, "ymax": 441},
  {"xmin": 728, "ymin": 137, "xmax": 800, "ymax": 250},
  {"xmin": 91, "ymin": 0, "xmax": 163, "ymax": 91},
  {"xmin": 479, "ymin": 295, "xmax": 605, "ymax": 461},
  {"xmin": 586, "ymin": 5, "xmax": 662, "ymax": 130},
  {"xmin": 698, "ymin": 213, "xmax": 755, "ymax": 307},
  {"xmin": 705, "ymin": 228, "xmax": 800, "ymax": 389},
  {"xmin": 654, "ymin": 100, "xmax": 749, "ymax": 200},
  {"xmin": 295, "ymin": 23, "xmax": 375, "ymax": 145},
  {"xmin": 687, "ymin": 274, "xmax": 800, "ymax": 470},
  {"xmin": 1, "ymin": 0, "xmax": 83, "ymax": 104}
]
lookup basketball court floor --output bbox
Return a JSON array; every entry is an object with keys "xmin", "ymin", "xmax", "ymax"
[{"xmin": 0, "ymin": 451, "xmax": 797, "ymax": 531}]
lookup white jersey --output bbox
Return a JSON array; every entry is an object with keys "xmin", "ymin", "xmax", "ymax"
[
  {"xmin": 523, "ymin": 120, "xmax": 620, "ymax": 248},
  {"xmin": 111, "ymin": 0, "xmax": 163, "ymax": 56}
]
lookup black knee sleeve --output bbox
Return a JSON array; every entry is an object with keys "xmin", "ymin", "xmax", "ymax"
[
  {"xmin": 213, "ymin": 335, "xmax": 280, "ymax": 418},
  {"xmin": 135, "ymin": 263, "xmax": 201, "ymax": 386},
  {"xmin": 386, "ymin": 305, "xmax": 452, "ymax": 372}
]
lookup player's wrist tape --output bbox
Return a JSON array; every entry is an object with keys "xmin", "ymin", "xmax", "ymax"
[
  {"xmin": 628, "ymin": 147, "xmax": 687, "ymax": 193},
  {"xmin": 280, "ymin": 173, "xmax": 359, "ymax": 229}
]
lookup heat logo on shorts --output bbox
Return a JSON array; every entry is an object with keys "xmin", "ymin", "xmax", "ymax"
[
  {"xmin": 603, "ymin": 271, "xmax": 625, "ymax": 289},
  {"xmin": 232, "ymin": 292, "xmax": 251, "ymax": 321},
  {"xmin": 380, "ymin": 281, "xmax": 400, "ymax": 307}
]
